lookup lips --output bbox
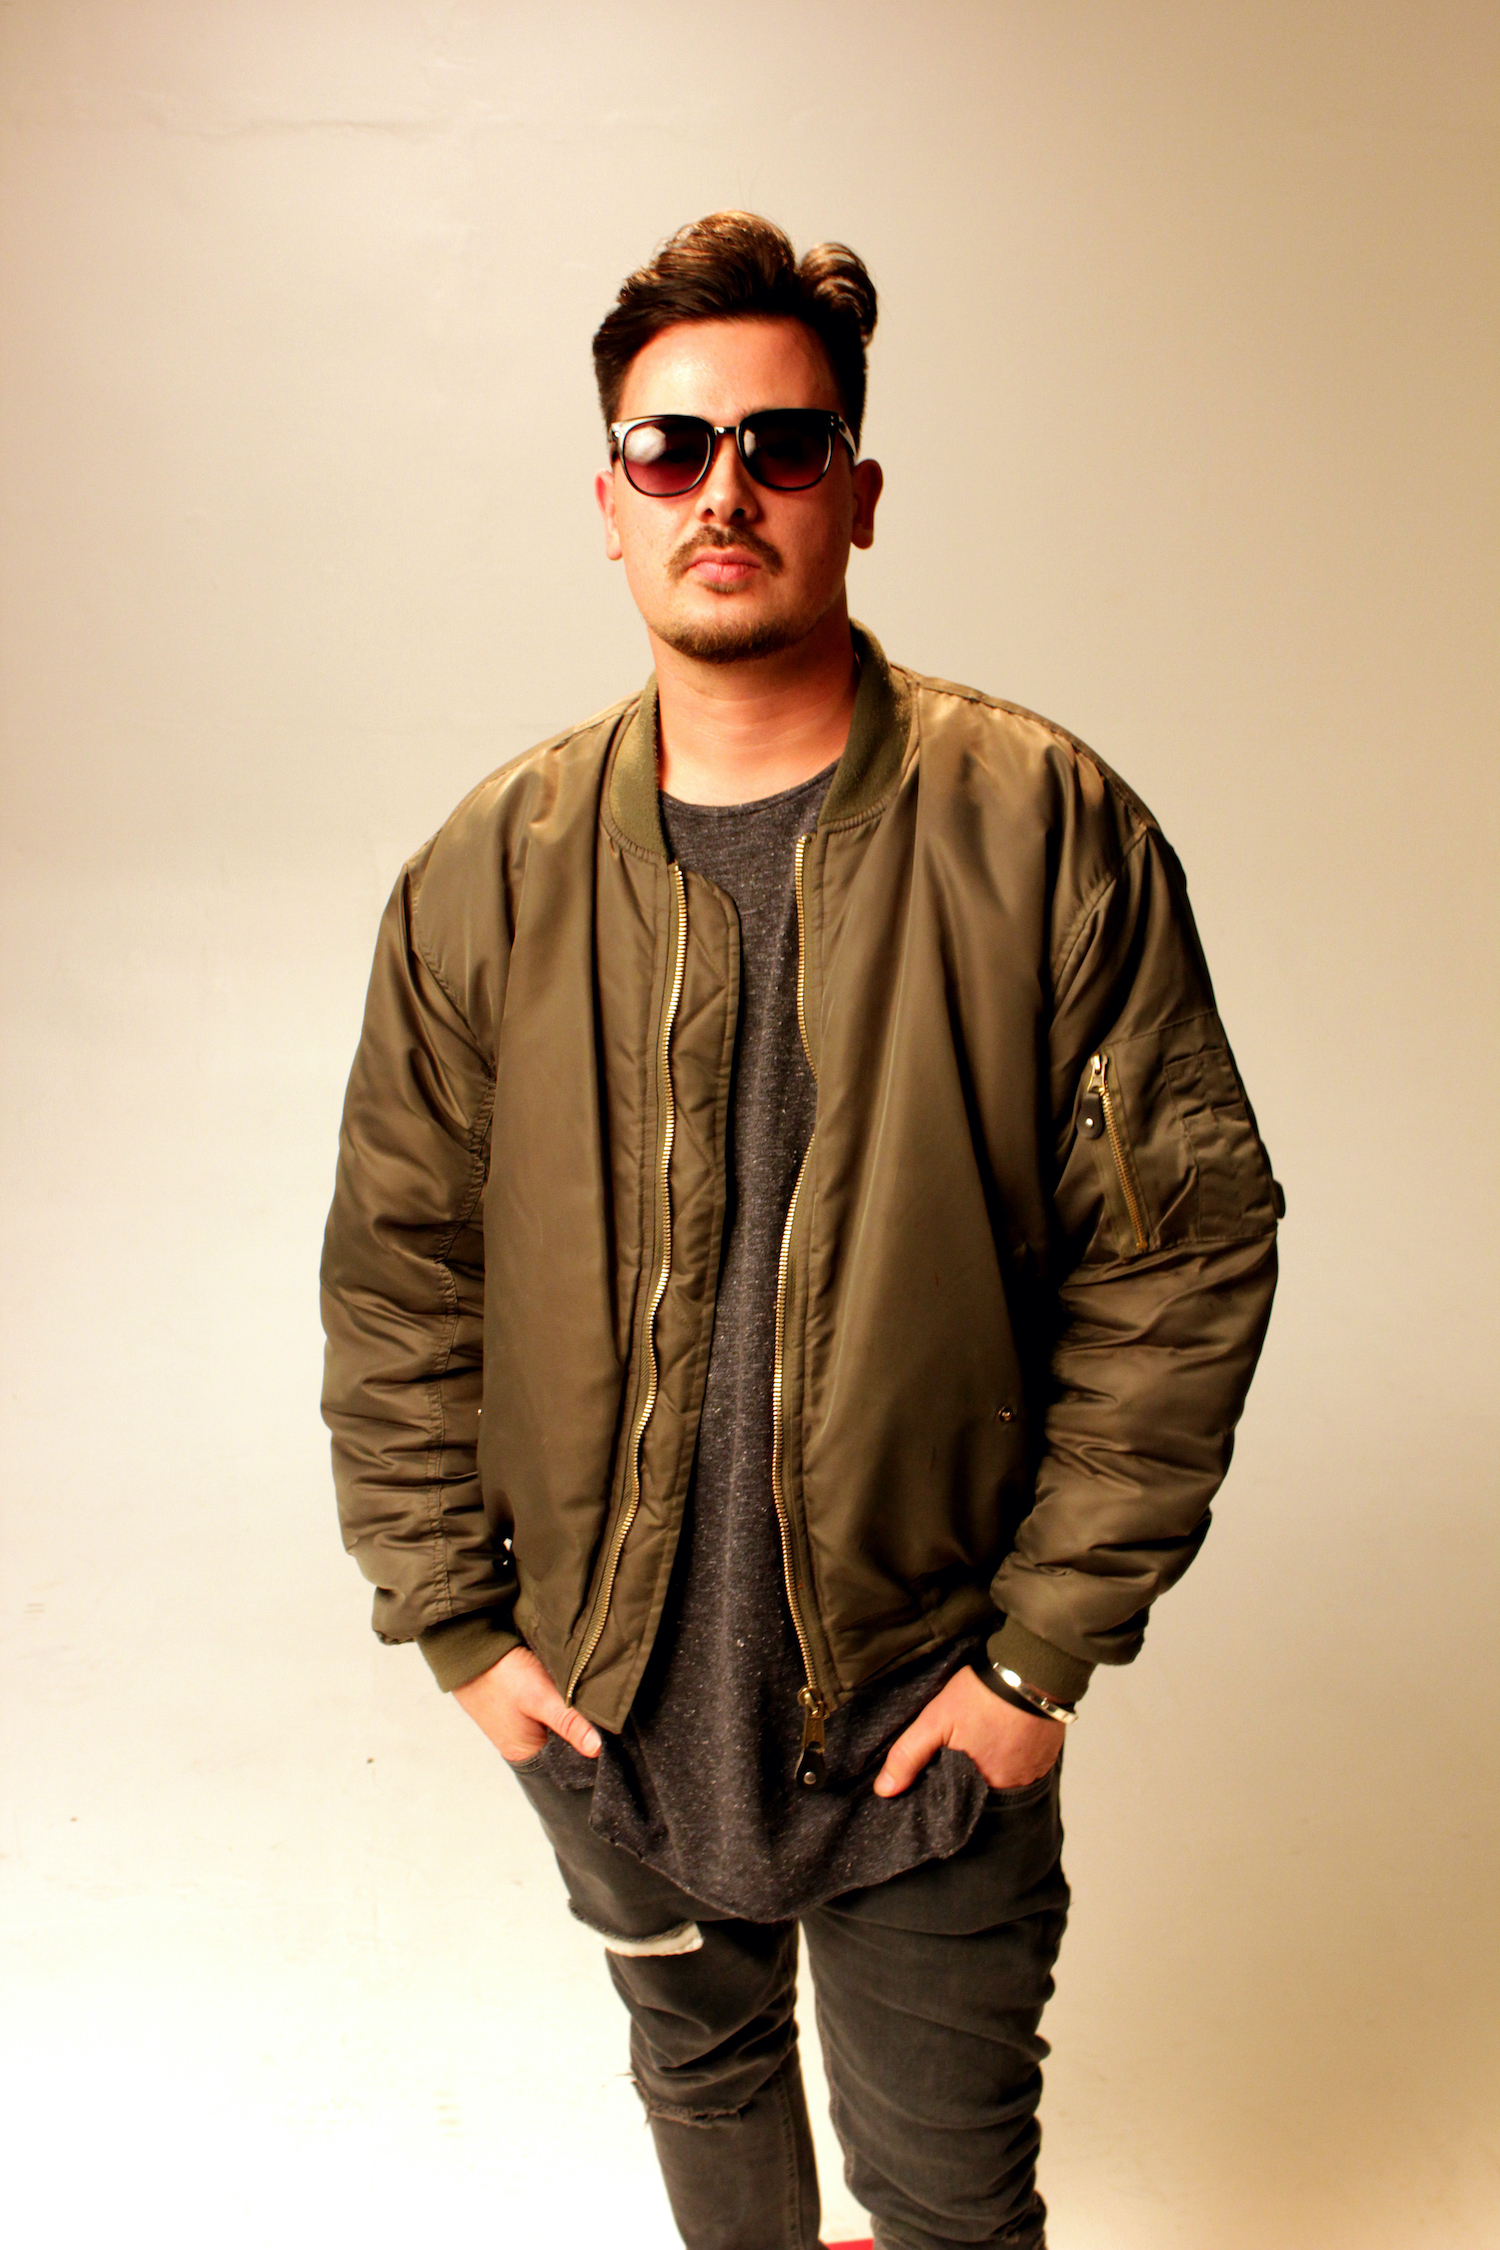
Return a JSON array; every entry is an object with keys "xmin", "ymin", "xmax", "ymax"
[
  {"xmin": 671, "ymin": 530, "xmax": 783, "ymax": 585},
  {"xmin": 688, "ymin": 552, "xmax": 761, "ymax": 586}
]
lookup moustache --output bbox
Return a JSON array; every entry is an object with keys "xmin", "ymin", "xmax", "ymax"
[{"xmin": 670, "ymin": 528, "xmax": 784, "ymax": 580}]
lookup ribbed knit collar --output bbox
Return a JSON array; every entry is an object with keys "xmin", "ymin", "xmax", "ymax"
[{"xmin": 606, "ymin": 622, "xmax": 912, "ymax": 859}]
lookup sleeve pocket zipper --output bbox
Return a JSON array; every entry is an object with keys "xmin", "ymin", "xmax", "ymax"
[{"xmin": 1079, "ymin": 1050, "xmax": 1150, "ymax": 1254}]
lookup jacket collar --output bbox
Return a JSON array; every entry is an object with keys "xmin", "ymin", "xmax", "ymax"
[{"xmin": 606, "ymin": 622, "xmax": 912, "ymax": 859}]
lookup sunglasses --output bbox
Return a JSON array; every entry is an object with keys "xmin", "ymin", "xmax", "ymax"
[{"xmin": 609, "ymin": 409, "xmax": 857, "ymax": 497}]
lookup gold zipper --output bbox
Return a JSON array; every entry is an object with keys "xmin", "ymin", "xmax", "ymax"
[
  {"xmin": 566, "ymin": 863, "xmax": 688, "ymax": 1704},
  {"xmin": 793, "ymin": 833, "xmax": 814, "ymax": 1074},
  {"xmin": 796, "ymin": 1686, "xmax": 826, "ymax": 1791},
  {"xmin": 1084, "ymin": 1050, "xmax": 1149, "ymax": 1253},
  {"xmin": 776, "ymin": 832, "xmax": 827, "ymax": 1787},
  {"xmin": 773, "ymin": 1139, "xmax": 826, "ymax": 1785}
]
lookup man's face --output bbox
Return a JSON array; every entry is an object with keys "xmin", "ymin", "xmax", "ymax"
[{"xmin": 595, "ymin": 315, "xmax": 882, "ymax": 666}]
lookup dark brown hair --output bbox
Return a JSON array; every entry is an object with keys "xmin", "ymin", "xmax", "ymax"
[{"xmin": 592, "ymin": 211, "xmax": 878, "ymax": 444}]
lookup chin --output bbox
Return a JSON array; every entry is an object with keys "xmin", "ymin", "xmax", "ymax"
[{"xmin": 657, "ymin": 599, "xmax": 820, "ymax": 667}]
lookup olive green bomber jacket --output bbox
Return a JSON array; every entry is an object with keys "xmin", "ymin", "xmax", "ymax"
[{"xmin": 320, "ymin": 628, "xmax": 1279, "ymax": 1726}]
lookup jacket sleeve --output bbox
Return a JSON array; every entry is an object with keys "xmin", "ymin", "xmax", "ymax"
[
  {"xmin": 320, "ymin": 850, "xmax": 521, "ymax": 1689},
  {"xmin": 987, "ymin": 817, "xmax": 1280, "ymax": 1705}
]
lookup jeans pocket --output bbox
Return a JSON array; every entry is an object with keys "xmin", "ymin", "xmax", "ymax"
[
  {"xmin": 504, "ymin": 1745, "xmax": 549, "ymax": 1774},
  {"xmin": 983, "ymin": 1768, "xmax": 1057, "ymax": 1810}
]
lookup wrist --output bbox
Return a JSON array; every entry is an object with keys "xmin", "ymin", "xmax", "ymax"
[
  {"xmin": 971, "ymin": 1656, "xmax": 1077, "ymax": 1725},
  {"xmin": 418, "ymin": 1611, "xmax": 524, "ymax": 1693},
  {"xmin": 985, "ymin": 1616, "xmax": 1094, "ymax": 1707}
]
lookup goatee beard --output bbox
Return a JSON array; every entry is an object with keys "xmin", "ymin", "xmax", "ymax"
[
  {"xmin": 661, "ymin": 529, "xmax": 796, "ymax": 662},
  {"xmin": 657, "ymin": 611, "xmax": 808, "ymax": 665}
]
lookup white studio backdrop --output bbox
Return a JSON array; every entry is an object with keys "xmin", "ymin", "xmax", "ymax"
[{"xmin": 2, "ymin": 5, "xmax": 1497, "ymax": 2245}]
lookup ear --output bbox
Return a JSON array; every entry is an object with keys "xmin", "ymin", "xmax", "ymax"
[
  {"xmin": 850, "ymin": 457, "xmax": 883, "ymax": 551},
  {"xmin": 595, "ymin": 466, "xmax": 624, "ymax": 562}
]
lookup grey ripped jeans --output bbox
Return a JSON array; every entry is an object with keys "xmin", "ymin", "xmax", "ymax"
[{"xmin": 512, "ymin": 1759, "xmax": 1069, "ymax": 2250}]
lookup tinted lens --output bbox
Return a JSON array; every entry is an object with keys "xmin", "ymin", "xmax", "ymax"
[
  {"xmin": 739, "ymin": 410, "xmax": 833, "ymax": 490},
  {"xmin": 619, "ymin": 417, "xmax": 713, "ymax": 495}
]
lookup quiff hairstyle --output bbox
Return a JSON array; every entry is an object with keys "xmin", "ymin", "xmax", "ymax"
[{"xmin": 593, "ymin": 211, "xmax": 878, "ymax": 445}]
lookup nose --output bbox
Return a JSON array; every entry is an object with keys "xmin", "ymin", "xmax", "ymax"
[{"xmin": 696, "ymin": 426, "xmax": 761, "ymax": 522}]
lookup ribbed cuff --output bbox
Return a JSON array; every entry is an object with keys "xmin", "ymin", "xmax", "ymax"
[
  {"xmin": 986, "ymin": 1616, "xmax": 1095, "ymax": 1708},
  {"xmin": 418, "ymin": 1612, "xmax": 524, "ymax": 1692}
]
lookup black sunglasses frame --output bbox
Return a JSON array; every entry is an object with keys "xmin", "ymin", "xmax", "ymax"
[{"xmin": 608, "ymin": 409, "xmax": 858, "ymax": 497}]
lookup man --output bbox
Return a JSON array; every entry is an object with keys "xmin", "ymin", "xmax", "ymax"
[{"xmin": 321, "ymin": 212, "xmax": 1279, "ymax": 2250}]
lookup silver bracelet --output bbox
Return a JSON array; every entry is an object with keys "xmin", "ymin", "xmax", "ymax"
[{"xmin": 995, "ymin": 1665, "xmax": 1078, "ymax": 1725}]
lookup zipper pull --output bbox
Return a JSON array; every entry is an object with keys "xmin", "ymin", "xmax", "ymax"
[
  {"xmin": 1079, "ymin": 1052, "xmax": 1107, "ymax": 1139},
  {"xmin": 795, "ymin": 1686, "xmax": 827, "ymax": 1792}
]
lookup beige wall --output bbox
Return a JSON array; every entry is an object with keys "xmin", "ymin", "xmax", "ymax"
[{"xmin": 2, "ymin": 5, "xmax": 1496, "ymax": 2245}]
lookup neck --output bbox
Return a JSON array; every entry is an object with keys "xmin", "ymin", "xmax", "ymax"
[{"xmin": 650, "ymin": 601, "xmax": 859, "ymax": 806}]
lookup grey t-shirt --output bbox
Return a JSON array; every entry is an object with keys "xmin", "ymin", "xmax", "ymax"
[{"xmin": 541, "ymin": 761, "xmax": 990, "ymax": 1919}]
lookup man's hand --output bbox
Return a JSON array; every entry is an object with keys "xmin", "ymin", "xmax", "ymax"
[
  {"xmin": 452, "ymin": 1645, "xmax": 602, "ymax": 1766},
  {"xmin": 873, "ymin": 1663, "xmax": 1063, "ymax": 1798}
]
